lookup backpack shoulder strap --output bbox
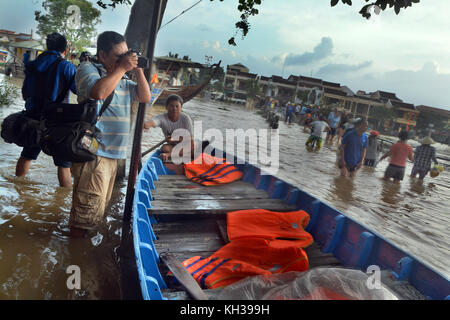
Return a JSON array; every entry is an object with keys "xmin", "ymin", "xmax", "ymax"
[
  {"xmin": 53, "ymin": 60, "xmax": 75, "ymax": 104},
  {"xmin": 93, "ymin": 64, "xmax": 115, "ymax": 119}
]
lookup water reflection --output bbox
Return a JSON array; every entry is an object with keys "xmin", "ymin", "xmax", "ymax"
[
  {"xmin": 332, "ymin": 176, "xmax": 355, "ymax": 203},
  {"xmin": 380, "ymin": 180, "xmax": 402, "ymax": 205},
  {"xmin": 409, "ymin": 178, "xmax": 426, "ymax": 195}
]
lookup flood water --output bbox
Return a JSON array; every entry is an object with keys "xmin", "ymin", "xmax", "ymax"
[{"xmin": 0, "ymin": 74, "xmax": 449, "ymax": 299}]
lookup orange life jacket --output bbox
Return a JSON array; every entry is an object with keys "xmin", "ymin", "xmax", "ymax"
[
  {"xmin": 227, "ymin": 209, "xmax": 313, "ymax": 248},
  {"xmin": 184, "ymin": 153, "xmax": 243, "ymax": 186},
  {"xmin": 182, "ymin": 238, "xmax": 309, "ymax": 289},
  {"xmin": 182, "ymin": 255, "xmax": 271, "ymax": 289},
  {"xmin": 181, "ymin": 209, "xmax": 313, "ymax": 289},
  {"xmin": 151, "ymin": 73, "xmax": 159, "ymax": 84}
]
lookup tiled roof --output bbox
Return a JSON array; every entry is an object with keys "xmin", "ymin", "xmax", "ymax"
[
  {"xmin": 324, "ymin": 87, "xmax": 347, "ymax": 96},
  {"xmin": 0, "ymin": 29, "xmax": 16, "ymax": 34},
  {"xmin": 270, "ymin": 75, "xmax": 294, "ymax": 85},
  {"xmin": 299, "ymin": 75, "xmax": 323, "ymax": 84},
  {"xmin": 416, "ymin": 105, "xmax": 450, "ymax": 117},
  {"xmin": 322, "ymin": 80, "xmax": 340, "ymax": 88},
  {"xmin": 374, "ymin": 90, "xmax": 402, "ymax": 102},
  {"xmin": 354, "ymin": 95, "xmax": 382, "ymax": 103},
  {"xmin": 391, "ymin": 100, "xmax": 415, "ymax": 110},
  {"xmin": 230, "ymin": 63, "xmax": 248, "ymax": 69}
]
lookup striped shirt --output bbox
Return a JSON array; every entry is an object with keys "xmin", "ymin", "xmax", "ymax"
[
  {"xmin": 75, "ymin": 61, "xmax": 137, "ymax": 159},
  {"xmin": 414, "ymin": 144, "xmax": 437, "ymax": 170}
]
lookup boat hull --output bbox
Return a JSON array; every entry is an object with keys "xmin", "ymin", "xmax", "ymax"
[{"xmin": 132, "ymin": 151, "xmax": 450, "ymax": 300}]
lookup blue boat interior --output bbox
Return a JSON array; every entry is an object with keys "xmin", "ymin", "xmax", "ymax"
[{"xmin": 132, "ymin": 152, "xmax": 450, "ymax": 300}]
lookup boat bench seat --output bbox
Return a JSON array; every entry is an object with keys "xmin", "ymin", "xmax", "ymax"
[{"xmin": 148, "ymin": 175, "xmax": 296, "ymax": 222}]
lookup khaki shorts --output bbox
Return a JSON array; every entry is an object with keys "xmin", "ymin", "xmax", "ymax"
[{"xmin": 69, "ymin": 156, "xmax": 118, "ymax": 230}]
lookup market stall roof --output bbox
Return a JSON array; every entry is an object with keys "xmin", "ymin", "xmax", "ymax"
[
  {"xmin": 154, "ymin": 56, "xmax": 205, "ymax": 69},
  {"xmin": 8, "ymin": 40, "xmax": 44, "ymax": 51}
]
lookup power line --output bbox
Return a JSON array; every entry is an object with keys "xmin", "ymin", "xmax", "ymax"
[{"xmin": 159, "ymin": 0, "xmax": 203, "ymax": 30}]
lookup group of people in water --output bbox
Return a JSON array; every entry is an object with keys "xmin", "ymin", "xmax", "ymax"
[
  {"xmin": 9, "ymin": 30, "xmax": 442, "ymax": 237},
  {"xmin": 300, "ymin": 105, "xmax": 440, "ymax": 183},
  {"xmin": 14, "ymin": 31, "xmax": 153, "ymax": 237},
  {"xmin": 12, "ymin": 31, "xmax": 197, "ymax": 236}
]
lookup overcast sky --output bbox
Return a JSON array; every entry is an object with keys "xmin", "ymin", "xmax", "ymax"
[{"xmin": 1, "ymin": 0, "xmax": 449, "ymax": 110}]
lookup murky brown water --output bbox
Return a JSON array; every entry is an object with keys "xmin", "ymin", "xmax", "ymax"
[{"xmin": 1, "ymin": 74, "xmax": 449, "ymax": 299}]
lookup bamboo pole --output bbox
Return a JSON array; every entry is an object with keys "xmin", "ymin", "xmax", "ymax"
[{"xmin": 123, "ymin": 0, "xmax": 163, "ymax": 222}]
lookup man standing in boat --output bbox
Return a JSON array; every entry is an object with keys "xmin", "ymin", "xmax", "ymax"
[
  {"xmin": 338, "ymin": 119, "xmax": 369, "ymax": 178},
  {"xmin": 143, "ymin": 94, "xmax": 194, "ymax": 162},
  {"xmin": 69, "ymin": 31, "xmax": 151, "ymax": 236}
]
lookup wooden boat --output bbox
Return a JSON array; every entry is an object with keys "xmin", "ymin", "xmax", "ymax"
[
  {"xmin": 155, "ymin": 61, "xmax": 222, "ymax": 106},
  {"xmin": 132, "ymin": 149, "xmax": 450, "ymax": 300}
]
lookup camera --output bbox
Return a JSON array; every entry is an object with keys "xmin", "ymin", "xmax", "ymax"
[{"xmin": 118, "ymin": 49, "xmax": 149, "ymax": 69}]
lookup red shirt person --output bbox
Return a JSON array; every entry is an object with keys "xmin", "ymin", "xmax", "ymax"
[{"xmin": 378, "ymin": 130, "xmax": 414, "ymax": 183}]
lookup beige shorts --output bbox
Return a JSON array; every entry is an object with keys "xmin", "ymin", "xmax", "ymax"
[{"xmin": 69, "ymin": 156, "xmax": 118, "ymax": 230}]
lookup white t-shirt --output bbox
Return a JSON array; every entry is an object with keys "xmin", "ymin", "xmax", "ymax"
[
  {"xmin": 311, "ymin": 120, "xmax": 329, "ymax": 138},
  {"xmin": 152, "ymin": 112, "xmax": 193, "ymax": 137}
]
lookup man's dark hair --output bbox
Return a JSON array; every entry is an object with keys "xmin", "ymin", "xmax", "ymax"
[
  {"xmin": 97, "ymin": 31, "xmax": 126, "ymax": 56},
  {"xmin": 399, "ymin": 130, "xmax": 409, "ymax": 141},
  {"xmin": 165, "ymin": 94, "xmax": 183, "ymax": 107},
  {"xmin": 46, "ymin": 32, "xmax": 67, "ymax": 52},
  {"xmin": 354, "ymin": 118, "xmax": 367, "ymax": 127},
  {"xmin": 79, "ymin": 51, "xmax": 91, "ymax": 62}
]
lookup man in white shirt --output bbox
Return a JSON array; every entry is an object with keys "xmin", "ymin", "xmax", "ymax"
[{"xmin": 144, "ymin": 94, "xmax": 194, "ymax": 161}]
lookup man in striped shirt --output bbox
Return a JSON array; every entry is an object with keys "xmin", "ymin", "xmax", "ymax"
[
  {"xmin": 411, "ymin": 136, "xmax": 439, "ymax": 181},
  {"xmin": 70, "ymin": 31, "xmax": 151, "ymax": 236}
]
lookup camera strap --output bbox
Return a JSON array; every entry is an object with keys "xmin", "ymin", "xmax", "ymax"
[{"xmin": 97, "ymin": 90, "xmax": 115, "ymax": 121}]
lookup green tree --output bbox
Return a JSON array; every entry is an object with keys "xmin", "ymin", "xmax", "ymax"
[
  {"xmin": 212, "ymin": 80, "xmax": 224, "ymax": 93},
  {"xmin": 296, "ymin": 90, "xmax": 309, "ymax": 103},
  {"xmin": 35, "ymin": 0, "xmax": 101, "ymax": 54},
  {"xmin": 369, "ymin": 105, "xmax": 397, "ymax": 131},
  {"xmin": 0, "ymin": 78, "xmax": 20, "ymax": 108},
  {"xmin": 245, "ymin": 79, "xmax": 261, "ymax": 99}
]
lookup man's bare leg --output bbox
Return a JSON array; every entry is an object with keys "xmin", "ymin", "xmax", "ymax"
[
  {"xmin": 16, "ymin": 156, "xmax": 31, "ymax": 177},
  {"xmin": 340, "ymin": 166, "xmax": 348, "ymax": 177},
  {"xmin": 58, "ymin": 167, "xmax": 72, "ymax": 188}
]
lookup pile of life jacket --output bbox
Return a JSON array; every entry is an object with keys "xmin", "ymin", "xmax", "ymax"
[
  {"xmin": 184, "ymin": 153, "xmax": 243, "ymax": 186},
  {"xmin": 180, "ymin": 209, "xmax": 314, "ymax": 290}
]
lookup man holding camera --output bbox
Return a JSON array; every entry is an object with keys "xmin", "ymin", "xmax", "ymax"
[{"xmin": 70, "ymin": 31, "xmax": 151, "ymax": 236}]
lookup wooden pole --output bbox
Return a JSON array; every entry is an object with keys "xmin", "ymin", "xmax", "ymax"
[{"xmin": 123, "ymin": 0, "xmax": 163, "ymax": 222}]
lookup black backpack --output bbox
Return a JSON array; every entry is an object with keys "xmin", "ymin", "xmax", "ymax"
[
  {"xmin": 40, "ymin": 89, "xmax": 114, "ymax": 163},
  {"xmin": 1, "ymin": 56, "xmax": 64, "ymax": 148}
]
